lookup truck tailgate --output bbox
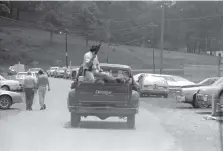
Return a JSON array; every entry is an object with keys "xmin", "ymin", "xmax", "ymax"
[{"xmin": 75, "ymin": 83, "xmax": 130, "ymax": 104}]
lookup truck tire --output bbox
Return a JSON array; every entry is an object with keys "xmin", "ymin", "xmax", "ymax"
[
  {"xmin": 127, "ymin": 115, "xmax": 135, "ymax": 129},
  {"xmin": 70, "ymin": 113, "xmax": 81, "ymax": 128}
]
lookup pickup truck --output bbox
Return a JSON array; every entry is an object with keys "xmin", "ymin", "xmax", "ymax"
[{"xmin": 67, "ymin": 63, "xmax": 140, "ymax": 129}]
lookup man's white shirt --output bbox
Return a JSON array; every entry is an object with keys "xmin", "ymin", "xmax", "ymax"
[{"xmin": 83, "ymin": 51, "xmax": 100, "ymax": 71}]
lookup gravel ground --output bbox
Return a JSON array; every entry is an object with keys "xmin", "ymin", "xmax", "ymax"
[{"xmin": 141, "ymin": 97, "xmax": 222, "ymax": 151}]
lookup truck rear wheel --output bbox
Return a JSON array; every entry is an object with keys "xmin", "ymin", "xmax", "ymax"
[
  {"xmin": 70, "ymin": 113, "xmax": 81, "ymax": 128},
  {"xmin": 127, "ymin": 115, "xmax": 135, "ymax": 129}
]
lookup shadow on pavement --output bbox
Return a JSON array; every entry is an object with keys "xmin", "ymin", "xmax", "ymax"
[
  {"xmin": 196, "ymin": 111, "xmax": 212, "ymax": 115},
  {"xmin": 64, "ymin": 121, "xmax": 132, "ymax": 130},
  {"xmin": 0, "ymin": 108, "xmax": 21, "ymax": 111},
  {"xmin": 175, "ymin": 106, "xmax": 194, "ymax": 110}
]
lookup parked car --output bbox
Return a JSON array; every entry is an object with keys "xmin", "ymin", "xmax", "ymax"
[
  {"xmin": 28, "ymin": 68, "xmax": 42, "ymax": 74},
  {"xmin": 7, "ymin": 66, "xmax": 17, "ymax": 76},
  {"xmin": 71, "ymin": 68, "xmax": 80, "ymax": 80},
  {"xmin": 55, "ymin": 67, "xmax": 66, "ymax": 78},
  {"xmin": 133, "ymin": 73, "xmax": 146, "ymax": 82},
  {"xmin": 64, "ymin": 68, "xmax": 72, "ymax": 79},
  {"xmin": 137, "ymin": 74, "xmax": 169, "ymax": 98},
  {"xmin": 0, "ymin": 75, "xmax": 21, "ymax": 91},
  {"xmin": 194, "ymin": 77, "xmax": 223, "ymax": 108},
  {"xmin": 0, "ymin": 89, "xmax": 23, "ymax": 109},
  {"xmin": 68, "ymin": 63, "xmax": 140, "ymax": 129},
  {"xmin": 15, "ymin": 72, "xmax": 37, "ymax": 85},
  {"xmin": 150, "ymin": 74, "xmax": 195, "ymax": 94},
  {"xmin": 47, "ymin": 67, "xmax": 59, "ymax": 77},
  {"xmin": 176, "ymin": 77, "xmax": 220, "ymax": 107}
]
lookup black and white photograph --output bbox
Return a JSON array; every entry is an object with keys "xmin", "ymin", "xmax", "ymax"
[{"xmin": 0, "ymin": 1, "xmax": 223, "ymax": 151}]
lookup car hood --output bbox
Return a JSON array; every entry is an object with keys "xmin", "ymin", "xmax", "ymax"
[
  {"xmin": 181, "ymin": 86, "xmax": 205, "ymax": 94},
  {"xmin": 168, "ymin": 81, "xmax": 195, "ymax": 87},
  {"xmin": 0, "ymin": 80, "xmax": 19, "ymax": 85},
  {"xmin": 198, "ymin": 86, "xmax": 222, "ymax": 95},
  {"xmin": 0, "ymin": 89, "xmax": 19, "ymax": 96}
]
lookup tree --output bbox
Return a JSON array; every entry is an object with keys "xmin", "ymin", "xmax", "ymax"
[{"xmin": 78, "ymin": 2, "xmax": 100, "ymax": 46}]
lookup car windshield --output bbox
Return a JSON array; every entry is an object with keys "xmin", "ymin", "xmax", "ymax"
[
  {"xmin": 153, "ymin": 75, "xmax": 176, "ymax": 82},
  {"xmin": 144, "ymin": 75, "xmax": 168, "ymax": 86},
  {"xmin": 173, "ymin": 76, "xmax": 189, "ymax": 82},
  {"xmin": 29, "ymin": 68, "xmax": 40, "ymax": 72},
  {"xmin": 100, "ymin": 67, "xmax": 131, "ymax": 78},
  {"xmin": 0, "ymin": 75, "xmax": 6, "ymax": 80},
  {"xmin": 198, "ymin": 78, "xmax": 218, "ymax": 85},
  {"xmin": 17, "ymin": 72, "xmax": 27, "ymax": 76},
  {"xmin": 50, "ymin": 67, "xmax": 58, "ymax": 70},
  {"xmin": 212, "ymin": 78, "xmax": 223, "ymax": 86}
]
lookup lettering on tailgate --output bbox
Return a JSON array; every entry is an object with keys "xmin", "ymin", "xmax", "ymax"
[{"xmin": 95, "ymin": 90, "xmax": 112, "ymax": 95}]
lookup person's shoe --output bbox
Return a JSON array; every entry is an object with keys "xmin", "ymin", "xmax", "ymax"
[{"xmin": 43, "ymin": 104, "xmax": 46, "ymax": 110}]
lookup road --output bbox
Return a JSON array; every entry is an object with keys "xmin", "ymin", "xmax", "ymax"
[{"xmin": 0, "ymin": 78, "xmax": 222, "ymax": 151}]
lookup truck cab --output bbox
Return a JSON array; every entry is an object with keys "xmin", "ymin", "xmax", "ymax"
[{"xmin": 67, "ymin": 63, "xmax": 140, "ymax": 129}]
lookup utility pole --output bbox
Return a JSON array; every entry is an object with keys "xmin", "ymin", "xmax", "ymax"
[
  {"xmin": 65, "ymin": 33, "xmax": 68, "ymax": 68},
  {"xmin": 60, "ymin": 28, "xmax": 69, "ymax": 68},
  {"xmin": 106, "ymin": 19, "xmax": 110, "ymax": 63},
  {"xmin": 152, "ymin": 26, "xmax": 156, "ymax": 74},
  {"xmin": 106, "ymin": 2, "xmax": 112, "ymax": 63},
  {"xmin": 160, "ymin": 5, "xmax": 165, "ymax": 74}
]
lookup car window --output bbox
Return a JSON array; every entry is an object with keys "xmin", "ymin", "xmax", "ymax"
[
  {"xmin": 212, "ymin": 78, "xmax": 223, "ymax": 86},
  {"xmin": 173, "ymin": 76, "xmax": 189, "ymax": 82},
  {"xmin": 198, "ymin": 78, "xmax": 218, "ymax": 86},
  {"xmin": 50, "ymin": 67, "xmax": 58, "ymax": 70},
  {"xmin": 17, "ymin": 72, "xmax": 27, "ymax": 76},
  {"xmin": 29, "ymin": 68, "xmax": 40, "ymax": 72},
  {"xmin": 153, "ymin": 75, "xmax": 176, "ymax": 82},
  {"xmin": 144, "ymin": 75, "xmax": 168, "ymax": 86},
  {"xmin": 100, "ymin": 67, "xmax": 131, "ymax": 78},
  {"xmin": 0, "ymin": 75, "xmax": 6, "ymax": 80}
]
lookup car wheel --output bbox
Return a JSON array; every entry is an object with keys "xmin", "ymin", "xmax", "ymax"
[
  {"xmin": 163, "ymin": 94, "xmax": 168, "ymax": 98},
  {"xmin": 126, "ymin": 115, "xmax": 135, "ymax": 129},
  {"xmin": 70, "ymin": 113, "xmax": 81, "ymax": 128},
  {"xmin": 192, "ymin": 94, "xmax": 199, "ymax": 108},
  {"xmin": 1, "ymin": 85, "xmax": 10, "ymax": 91},
  {"xmin": 194, "ymin": 95, "xmax": 210, "ymax": 108},
  {"xmin": 0, "ymin": 95, "xmax": 12, "ymax": 109}
]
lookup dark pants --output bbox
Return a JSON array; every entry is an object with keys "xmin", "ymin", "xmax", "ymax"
[{"xmin": 24, "ymin": 88, "xmax": 35, "ymax": 109}]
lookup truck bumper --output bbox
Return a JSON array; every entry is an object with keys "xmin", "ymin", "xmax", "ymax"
[{"xmin": 68, "ymin": 106, "xmax": 138, "ymax": 115}]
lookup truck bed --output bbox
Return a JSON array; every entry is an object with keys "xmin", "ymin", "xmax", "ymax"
[{"xmin": 75, "ymin": 83, "xmax": 131, "ymax": 105}]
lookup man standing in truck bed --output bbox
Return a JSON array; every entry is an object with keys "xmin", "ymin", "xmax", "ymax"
[{"xmin": 82, "ymin": 45, "xmax": 126, "ymax": 83}]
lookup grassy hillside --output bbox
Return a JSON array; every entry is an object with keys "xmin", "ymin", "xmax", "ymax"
[{"xmin": 0, "ymin": 26, "xmax": 220, "ymax": 81}]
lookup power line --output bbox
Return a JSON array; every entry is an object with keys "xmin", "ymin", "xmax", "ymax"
[
  {"xmin": 119, "ymin": 32, "xmax": 152, "ymax": 45},
  {"xmin": 165, "ymin": 14, "xmax": 222, "ymax": 21}
]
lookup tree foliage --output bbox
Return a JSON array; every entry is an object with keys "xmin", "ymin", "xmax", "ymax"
[{"xmin": 1, "ymin": 1, "xmax": 223, "ymax": 53}]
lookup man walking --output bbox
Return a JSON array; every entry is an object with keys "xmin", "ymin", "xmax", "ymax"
[
  {"xmin": 23, "ymin": 71, "xmax": 36, "ymax": 111},
  {"xmin": 37, "ymin": 70, "xmax": 50, "ymax": 110}
]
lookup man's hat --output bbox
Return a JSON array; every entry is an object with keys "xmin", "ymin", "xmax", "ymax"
[{"xmin": 90, "ymin": 45, "xmax": 98, "ymax": 52}]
